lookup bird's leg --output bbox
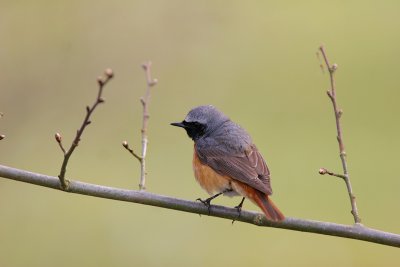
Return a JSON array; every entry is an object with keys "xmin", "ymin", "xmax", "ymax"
[
  {"xmin": 197, "ymin": 188, "xmax": 232, "ymax": 214},
  {"xmin": 232, "ymin": 197, "xmax": 246, "ymax": 224}
]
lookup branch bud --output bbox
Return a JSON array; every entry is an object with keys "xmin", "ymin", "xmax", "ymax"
[
  {"xmin": 55, "ymin": 132, "xmax": 62, "ymax": 143},
  {"xmin": 319, "ymin": 168, "xmax": 328, "ymax": 175},
  {"xmin": 326, "ymin": 90, "xmax": 333, "ymax": 99},
  {"xmin": 149, "ymin": 78, "xmax": 158, "ymax": 86},
  {"xmin": 122, "ymin": 140, "xmax": 129, "ymax": 148},
  {"xmin": 142, "ymin": 61, "xmax": 151, "ymax": 70},
  {"xmin": 105, "ymin": 68, "xmax": 114, "ymax": 78}
]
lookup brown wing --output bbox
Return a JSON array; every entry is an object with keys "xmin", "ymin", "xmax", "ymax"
[{"xmin": 195, "ymin": 144, "xmax": 272, "ymax": 195}]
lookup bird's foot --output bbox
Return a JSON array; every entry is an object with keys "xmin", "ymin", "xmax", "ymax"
[
  {"xmin": 196, "ymin": 197, "xmax": 213, "ymax": 214},
  {"xmin": 232, "ymin": 197, "xmax": 246, "ymax": 224}
]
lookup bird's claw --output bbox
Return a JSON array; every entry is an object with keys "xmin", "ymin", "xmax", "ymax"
[
  {"xmin": 196, "ymin": 197, "xmax": 212, "ymax": 214},
  {"xmin": 231, "ymin": 205, "xmax": 243, "ymax": 224},
  {"xmin": 232, "ymin": 197, "xmax": 245, "ymax": 224}
]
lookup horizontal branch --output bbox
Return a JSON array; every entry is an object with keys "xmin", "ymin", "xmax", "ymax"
[{"xmin": 0, "ymin": 164, "xmax": 399, "ymax": 248}]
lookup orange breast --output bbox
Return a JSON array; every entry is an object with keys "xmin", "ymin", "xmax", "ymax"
[{"xmin": 192, "ymin": 149, "xmax": 234, "ymax": 196}]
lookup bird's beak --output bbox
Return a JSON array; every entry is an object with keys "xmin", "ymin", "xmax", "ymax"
[{"xmin": 170, "ymin": 121, "xmax": 186, "ymax": 128}]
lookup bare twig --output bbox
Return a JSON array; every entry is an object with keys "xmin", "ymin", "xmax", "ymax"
[
  {"xmin": 318, "ymin": 168, "xmax": 346, "ymax": 179},
  {"xmin": 0, "ymin": 112, "xmax": 5, "ymax": 140},
  {"xmin": 56, "ymin": 68, "xmax": 114, "ymax": 190},
  {"xmin": 55, "ymin": 132, "xmax": 66, "ymax": 154},
  {"xmin": 122, "ymin": 140, "xmax": 142, "ymax": 162},
  {"xmin": 123, "ymin": 62, "xmax": 157, "ymax": 190},
  {"xmin": 0, "ymin": 164, "xmax": 399, "ymax": 247},
  {"xmin": 318, "ymin": 45, "xmax": 361, "ymax": 224}
]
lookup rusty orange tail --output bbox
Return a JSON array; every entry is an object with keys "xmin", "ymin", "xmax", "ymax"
[{"xmin": 251, "ymin": 190, "xmax": 285, "ymax": 221}]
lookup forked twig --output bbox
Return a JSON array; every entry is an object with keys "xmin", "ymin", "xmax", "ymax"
[
  {"xmin": 123, "ymin": 62, "xmax": 157, "ymax": 190},
  {"xmin": 55, "ymin": 68, "xmax": 114, "ymax": 190},
  {"xmin": 318, "ymin": 46, "xmax": 361, "ymax": 224}
]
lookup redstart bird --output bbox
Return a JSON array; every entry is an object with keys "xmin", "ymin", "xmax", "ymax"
[{"xmin": 171, "ymin": 105, "xmax": 284, "ymax": 221}]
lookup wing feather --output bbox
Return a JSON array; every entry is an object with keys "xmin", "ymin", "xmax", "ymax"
[{"xmin": 196, "ymin": 143, "xmax": 272, "ymax": 195}]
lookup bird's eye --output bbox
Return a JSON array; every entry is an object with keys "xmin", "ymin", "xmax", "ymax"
[
  {"xmin": 193, "ymin": 122, "xmax": 205, "ymax": 131},
  {"xmin": 183, "ymin": 121, "xmax": 204, "ymax": 129}
]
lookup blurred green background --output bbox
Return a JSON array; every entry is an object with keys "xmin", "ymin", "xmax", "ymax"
[{"xmin": 1, "ymin": 1, "xmax": 399, "ymax": 266}]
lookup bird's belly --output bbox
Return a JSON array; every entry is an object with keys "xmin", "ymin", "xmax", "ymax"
[{"xmin": 192, "ymin": 151, "xmax": 239, "ymax": 197}]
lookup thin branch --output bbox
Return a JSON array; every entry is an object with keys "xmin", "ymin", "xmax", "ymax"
[
  {"xmin": 0, "ymin": 164, "xmax": 399, "ymax": 247},
  {"xmin": 56, "ymin": 68, "xmax": 114, "ymax": 190},
  {"xmin": 318, "ymin": 168, "xmax": 346, "ymax": 179},
  {"xmin": 0, "ymin": 112, "xmax": 5, "ymax": 140},
  {"xmin": 138, "ymin": 61, "xmax": 158, "ymax": 190},
  {"xmin": 55, "ymin": 133, "xmax": 66, "ymax": 154},
  {"xmin": 123, "ymin": 62, "xmax": 157, "ymax": 190},
  {"xmin": 318, "ymin": 45, "xmax": 361, "ymax": 224},
  {"xmin": 122, "ymin": 140, "xmax": 142, "ymax": 162}
]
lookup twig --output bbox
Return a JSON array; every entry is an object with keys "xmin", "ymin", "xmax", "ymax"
[
  {"xmin": 122, "ymin": 141, "xmax": 142, "ymax": 162},
  {"xmin": 0, "ymin": 164, "xmax": 399, "ymax": 247},
  {"xmin": 318, "ymin": 45, "xmax": 361, "ymax": 224},
  {"xmin": 55, "ymin": 133, "xmax": 66, "ymax": 154},
  {"xmin": 0, "ymin": 112, "xmax": 5, "ymax": 140},
  {"xmin": 123, "ymin": 62, "xmax": 157, "ymax": 190},
  {"xmin": 318, "ymin": 168, "xmax": 346, "ymax": 179},
  {"xmin": 56, "ymin": 68, "xmax": 114, "ymax": 190}
]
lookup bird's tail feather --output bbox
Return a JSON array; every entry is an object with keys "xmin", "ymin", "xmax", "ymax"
[{"xmin": 252, "ymin": 190, "xmax": 285, "ymax": 221}]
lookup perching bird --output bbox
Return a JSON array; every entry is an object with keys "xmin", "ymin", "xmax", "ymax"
[{"xmin": 171, "ymin": 105, "xmax": 284, "ymax": 221}]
